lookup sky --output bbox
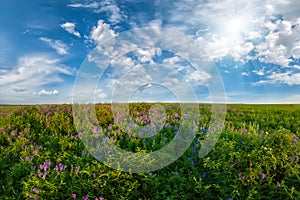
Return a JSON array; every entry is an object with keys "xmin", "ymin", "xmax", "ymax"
[{"xmin": 0, "ymin": 0, "xmax": 300, "ymax": 104}]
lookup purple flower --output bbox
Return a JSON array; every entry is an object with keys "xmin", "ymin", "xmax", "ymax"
[
  {"xmin": 22, "ymin": 145, "xmax": 27, "ymax": 151},
  {"xmin": 42, "ymin": 172, "xmax": 47, "ymax": 180},
  {"xmin": 174, "ymin": 172, "xmax": 178, "ymax": 176},
  {"xmin": 149, "ymin": 172, "xmax": 152, "ymax": 176},
  {"xmin": 99, "ymin": 197, "xmax": 104, "ymax": 200},
  {"xmin": 53, "ymin": 165, "xmax": 58, "ymax": 171},
  {"xmin": 261, "ymin": 173, "xmax": 266, "ymax": 179},
  {"xmin": 72, "ymin": 193, "xmax": 77, "ymax": 199},
  {"xmin": 99, "ymin": 169, "xmax": 104, "ymax": 174},
  {"xmin": 59, "ymin": 163, "xmax": 64, "ymax": 171},
  {"xmin": 277, "ymin": 182, "xmax": 281, "ymax": 187},
  {"xmin": 33, "ymin": 188, "xmax": 40, "ymax": 193},
  {"xmin": 83, "ymin": 195, "xmax": 89, "ymax": 200},
  {"xmin": 237, "ymin": 173, "xmax": 242, "ymax": 178}
]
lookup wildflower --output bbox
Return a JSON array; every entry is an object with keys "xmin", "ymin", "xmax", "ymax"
[
  {"xmin": 42, "ymin": 172, "xmax": 47, "ymax": 180},
  {"xmin": 59, "ymin": 163, "xmax": 65, "ymax": 171},
  {"xmin": 84, "ymin": 195, "xmax": 89, "ymax": 200},
  {"xmin": 277, "ymin": 182, "xmax": 281, "ymax": 187},
  {"xmin": 33, "ymin": 188, "xmax": 40, "ymax": 193},
  {"xmin": 149, "ymin": 171, "xmax": 152, "ymax": 176},
  {"xmin": 174, "ymin": 172, "xmax": 178, "ymax": 176},
  {"xmin": 100, "ymin": 197, "xmax": 104, "ymax": 200},
  {"xmin": 72, "ymin": 193, "xmax": 77, "ymax": 199},
  {"xmin": 261, "ymin": 173, "xmax": 265, "ymax": 179},
  {"xmin": 99, "ymin": 169, "xmax": 104, "ymax": 174},
  {"xmin": 237, "ymin": 173, "xmax": 241, "ymax": 178}
]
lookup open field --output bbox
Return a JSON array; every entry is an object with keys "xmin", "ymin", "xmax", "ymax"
[{"xmin": 1, "ymin": 104, "xmax": 299, "ymax": 199}]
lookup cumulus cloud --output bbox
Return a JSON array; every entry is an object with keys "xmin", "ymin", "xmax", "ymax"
[
  {"xmin": 255, "ymin": 19, "xmax": 300, "ymax": 66},
  {"xmin": 39, "ymin": 37, "xmax": 69, "ymax": 55},
  {"xmin": 90, "ymin": 20, "xmax": 116, "ymax": 44},
  {"xmin": 60, "ymin": 22, "xmax": 81, "ymax": 38}
]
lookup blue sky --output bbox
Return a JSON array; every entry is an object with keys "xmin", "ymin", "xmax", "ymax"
[{"xmin": 0, "ymin": 0, "xmax": 300, "ymax": 104}]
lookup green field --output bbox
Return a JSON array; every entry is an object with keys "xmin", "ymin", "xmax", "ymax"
[{"xmin": 1, "ymin": 104, "xmax": 299, "ymax": 199}]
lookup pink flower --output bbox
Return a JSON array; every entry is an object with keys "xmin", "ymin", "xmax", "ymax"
[
  {"xmin": 33, "ymin": 188, "xmax": 40, "ymax": 193},
  {"xmin": 277, "ymin": 182, "xmax": 281, "ymax": 187},
  {"xmin": 72, "ymin": 193, "xmax": 77, "ymax": 199},
  {"xmin": 99, "ymin": 169, "xmax": 104, "ymax": 174}
]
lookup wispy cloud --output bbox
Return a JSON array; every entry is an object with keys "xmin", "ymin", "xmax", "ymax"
[
  {"xmin": 60, "ymin": 22, "xmax": 81, "ymax": 38},
  {"xmin": 0, "ymin": 55, "xmax": 75, "ymax": 103},
  {"xmin": 252, "ymin": 71, "xmax": 300, "ymax": 86},
  {"xmin": 39, "ymin": 37, "xmax": 69, "ymax": 55},
  {"xmin": 68, "ymin": 0, "xmax": 124, "ymax": 24}
]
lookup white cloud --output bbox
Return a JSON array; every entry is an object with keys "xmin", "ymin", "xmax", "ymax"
[
  {"xmin": 39, "ymin": 37, "xmax": 69, "ymax": 55},
  {"xmin": 35, "ymin": 89, "xmax": 59, "ymax": 96},
  {"xmin": 68, "ymin": 0, "xmax": 124, "ymax": 24},
  {"xmin": 252, "ymin": 67, "xmax": 265, "ymax": 76},
  {"xmin": 0, "ymin": 55, "xmax": 75, "ymax": 103},
  {"xmin": 252, "ymin": 71, "xmax": 300, "ymax": 86},
  {"xmin": 60, "ymin": 22, "xmax": 81, "ymax": 38},
  {"xmin": 265, "ymin": 0, "xmax": 300, "ymax": 20},
  {"xmin": 90, "ymin": 20, "xmax": 116, "ymax": 44},
  {"xmin": 241, "ymin": 72, "xmax": 250, "ymax": 76},
  {"xmin": 255, "ymin": 19, "xmax": 300, "ymax": 66}
]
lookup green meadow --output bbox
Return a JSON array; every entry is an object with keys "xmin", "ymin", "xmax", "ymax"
[{"xmin": 1, "ymin": 104, "xmax": 299, "ymax": 199}]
